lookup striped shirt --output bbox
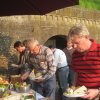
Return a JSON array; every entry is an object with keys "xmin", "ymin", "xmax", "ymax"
[
  {"xmin": 72, "ymin": 39, "xmax": 100, "ymax": 88},
  {"xmin": 28, "ymin": 45, "xmax": 56, "ymax": 80}
]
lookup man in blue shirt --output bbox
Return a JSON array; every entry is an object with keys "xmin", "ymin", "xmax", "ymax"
[{"xmin": 49, "ymin": 45, "xmax": 69, "ymax": 100}]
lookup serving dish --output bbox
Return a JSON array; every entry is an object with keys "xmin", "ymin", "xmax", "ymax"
[{"xmin": 14, "ymin": 82, "xmax": 30, "ymax": 93}]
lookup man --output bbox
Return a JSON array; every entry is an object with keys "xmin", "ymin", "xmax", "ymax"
[
  {"xmin": 68, "ymin": 23, "xmax": 100, "ymax": 100},
  {"xmin": 14, "ymin": 41, "xmax": 30, "ymax": 81},
  {"xmin": 26, "ymin": 38, "xmax": 56, "ymax": 100},
  {"xmin": 14, "ymin": 41, "xmax": 29, "ymax": 66},
  {"xmin": 49, "ymin": 45, "xmax": 69, "ymax": 100},
  {"xmin": 63, "ymin": 39, "xmax": 75, "ymax": 86}
]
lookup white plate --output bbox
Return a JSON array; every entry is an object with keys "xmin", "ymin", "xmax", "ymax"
[
  {"xmin": 63, "ymin": 93, "xmax": 86, "ymax": 97},
  {"xmin": 29, "ymin": 76, "xmax": 42, "ymax": 81},
  {"xmin": 33, "ymin": 76, "xmax": 42, "ymax": 80}
]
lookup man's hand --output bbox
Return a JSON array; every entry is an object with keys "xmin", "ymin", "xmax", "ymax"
[
  {"xmin": 11, "ymin": 64, "xmax": 19, "ymax": 67},
  {"xmin": 21, "ymin": 72, "xmax": 30, "ymax": 81},
  {"xmin": 81, "ymin": 89, "xmax": 99, "ymax": 100}
]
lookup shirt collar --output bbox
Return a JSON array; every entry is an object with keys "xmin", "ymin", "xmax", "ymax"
[{"xmin": 67, "ymin": 47, "xmax": 73, "ymax": 50}]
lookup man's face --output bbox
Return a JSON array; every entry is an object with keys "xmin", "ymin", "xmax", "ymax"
[
  {"xmin": 29, "ymin": 43, "xmax": 39, "ymax": 54},
  {"xmin": 15, "ymin": 46, "xmax": 24, "ymax": 53},
  {"xmin": 67, "ymin": 41, "xmax": 73, "ymax": 48},
  {"xmin": 72, "ymin": 34, "xmax": 88, "ymax": 52}
]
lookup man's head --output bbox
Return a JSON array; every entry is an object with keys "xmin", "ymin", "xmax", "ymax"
[
  {"xmin": 14, "ymin": 41, "xmax": 25, "ymax": 53},
  {"xmin": 68, "ymin": 23, "xmax": 91, "ymax": 52},
  {"xmin": 22, "ymin": 40, "xmax": 28, "ymax": 48},
  {"xmin": 48, "ymin": 45, "xmax": 55, "ymax": 52},
  {"xmin": 27, "ymin": 38, "xmax": 40, "ymax": 54},
  {"xmin": 66, "ymin": 38, "xmax": 73, "ymax": 49}
]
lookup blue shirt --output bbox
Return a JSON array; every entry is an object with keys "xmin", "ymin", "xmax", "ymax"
[{"xmin": 53, "ymin": 49, "xmax": 68, "ymax": 69}]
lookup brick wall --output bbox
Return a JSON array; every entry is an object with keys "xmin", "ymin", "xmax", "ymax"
[{"xmin": 0, "ymin": 7, "xmax": 99, "ymax": 69}]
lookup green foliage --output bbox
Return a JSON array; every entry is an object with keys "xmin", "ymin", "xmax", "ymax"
[{"xmin": 79, "ymin": 0, "xmax": 100, "ymax": 10}]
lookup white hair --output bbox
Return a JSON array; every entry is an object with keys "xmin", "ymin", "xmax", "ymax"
[
  {"xmin": 27, "ymin": 38, "xmax": 39, "ymax": 48},
  {"xmin": 68, "ymin": 23, "xmax": 89, "ymax": 40}
]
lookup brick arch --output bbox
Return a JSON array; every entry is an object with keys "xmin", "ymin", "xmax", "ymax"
[{"xmin": 44, "ymin": 35, "xmax": 67, "ymax": 50}]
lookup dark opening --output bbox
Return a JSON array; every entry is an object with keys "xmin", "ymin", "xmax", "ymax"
[{"xmin": 44, "ymin": 35, "xmax": 67, "ymax": 50}]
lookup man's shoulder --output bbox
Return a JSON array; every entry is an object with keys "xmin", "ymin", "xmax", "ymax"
[
  {"xmin": 56, "ymin": 48, "xmax": 63, "ymax": 52},
  {"xmin": 55, "ymin": 49, "xmax": 66, "ymax": 56},
  {"xmin": 63, "ymin": 47, "xmax": 67, "ymax": 51},
  {"xmin": 41, "ymin": 45, "xmax": 52, "ymax": 54},
  {"xmin": 41, "ymin": 45, "xmax": 49, "ymax": 51}
]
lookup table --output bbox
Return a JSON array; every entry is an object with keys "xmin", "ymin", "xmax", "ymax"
[{"xmin": 1, "ymin": 90, "xmax": 44, "ymax": 100}]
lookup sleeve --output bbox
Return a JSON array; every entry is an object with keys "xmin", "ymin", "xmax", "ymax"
[
  {"xmin": 21, "ymin": 50, "xmax": 30, "ymax": 65},
  {"xmin": 43, "ymin": 48, "xmax": 56, "ymax": 80}
]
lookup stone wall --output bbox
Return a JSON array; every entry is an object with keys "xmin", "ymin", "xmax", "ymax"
[{"xmin": 0, "ymin": 7, "xmax": 100, "ymax": 69}]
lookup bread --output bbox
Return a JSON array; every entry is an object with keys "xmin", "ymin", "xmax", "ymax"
[
  {"xmin": 64, "ymin": 85, "xmax": 87, "ymax": 95},
  {"xmin": 73, "ymin": 86, "xmax": 87, "ymax": 94}
]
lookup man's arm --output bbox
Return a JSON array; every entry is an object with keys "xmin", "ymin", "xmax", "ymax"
[{"xmin": 43, "ymin": 48, "xmax": 56, "ymax": 80}]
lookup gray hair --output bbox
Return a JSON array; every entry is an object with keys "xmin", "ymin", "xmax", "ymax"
[
  {"xmin": 68, "ymin": 23, "xmax": 89, "ymax": 40},
  {"xmin": 27, "ymin": 38, "xmax": 39, "ymax": 48}
]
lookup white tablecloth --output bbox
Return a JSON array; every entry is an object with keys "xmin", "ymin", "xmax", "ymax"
[{"xmin": 2, "ymin": 90, "xmax": 44, "ymax": 100}]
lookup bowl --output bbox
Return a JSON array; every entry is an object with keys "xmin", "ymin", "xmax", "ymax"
[
  {"xmin": 15, "ymin": 83, "xmax": 30, "ymax": 93},
  {"xmin": 21, "ymin": 93, "xmax": 34, "ymax": 100},
  {"xmin": 0, "ymin": 84, "xmax": 9, "ymax": 98}
]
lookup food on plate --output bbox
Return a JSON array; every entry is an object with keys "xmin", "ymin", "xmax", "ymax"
[
  {"xmin": 21, "ymin": 94, "xmax": 35, "ymax": 100},
  {"xmin": 14, "ymin": 82, "xmax": 30, "ymax": 92},
  {"xmin": 64, "ymin": 85, "xmax": 87, "ymax": 96},
  {"xmin": 74, "ymin": 86, "xmax": 87, "ymax": 94},
  {"xmin": 29, "ymin": 70, "xmax": 42, "ymax": 80},
  {"xmin": 3, "ymin": 94, "xmax": 21, "ymax": 100},
  {"xmin": 0, "ymin": 77, "xmax": 9, "ymax": 84},
  {"xmin": 0, "ymin": 77, "xmax": 9, "ymax": 98},
  {"xmin": 10, "ymin": 75, "xmax": 21, "ymax": 84},
  {"xmin": 29, "ymin": 69, "xmax": 35, "ymax": 79},
  {"xmin": 35, "ymin": 72, "xmax": 42, "ymax": 78},
  {"xmin": 1, "ymin": 90, "xmax": 11, "ymax": 98},
  {"xmin": 0, "ymin": 84, "xmax": 11, "ymax": 98},
  {"xmin": 15, "ymin": 82, "xmax": 27, "ymax": 88}
]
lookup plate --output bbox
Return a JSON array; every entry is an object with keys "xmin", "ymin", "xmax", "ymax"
[
  {"xmin": 63, "ymin": 93, "xmax": 86, "ymax": 98},
  {"xmin": 34, "ymin": 76, "xmax": 42, "ymax": 79},
  {"xmin": 31, "ymin": 76, "xmax": 42, "ymax": 80}
]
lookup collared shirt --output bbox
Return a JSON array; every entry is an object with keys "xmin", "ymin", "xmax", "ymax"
[
  {"xmin": 67, "ymin": 47, "xmax": 73, "ymax": 50},
  {"xmin": 28, "ymin": 45, "xmax": 56, "ymax": 80},
  {"xmin": 53, "ymin": 48, "xmax": 68, "ymax": 69}
]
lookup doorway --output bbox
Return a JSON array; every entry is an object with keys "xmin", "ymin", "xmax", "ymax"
[{"xmin": 44, "ymin": 35, "xmax": 67, "ymax": 50}]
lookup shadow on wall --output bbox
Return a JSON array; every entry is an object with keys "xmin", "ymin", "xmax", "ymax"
[
  {"xmin": 0, "ymin": 32, "xmax": 17, "ymax": 75},
  {"xmin": 44, "ymin": 35, "xmax": 67, "ymax": 50}
]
